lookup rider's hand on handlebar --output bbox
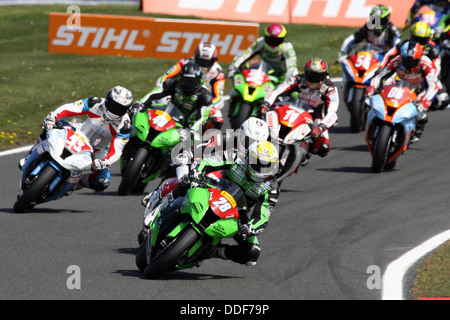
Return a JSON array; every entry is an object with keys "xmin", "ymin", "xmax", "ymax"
[
  {"xmin": 238, "ymin": 223, "xmax": 256, "ymax": 241},
  {"xmin": 92, "ymin": 159, "xmax": 108, "ymax": 171},
  {"xmin": 43, "ymin": 112, "xmax": 56, "ymax": 131},
  {"xmin": 188, "ymin": 169, "xmax": 203, "ymax": 184},
  {"xmin": 130, "ymin": 101, "xmax": 144, "ymax": 115},
  {"xmin": 364, "ymin": 86, "xmax": 376, "ymax": 98},
  {"xmin": 259, "ymin": 101, "xmax": 271, "ymax": 115}
]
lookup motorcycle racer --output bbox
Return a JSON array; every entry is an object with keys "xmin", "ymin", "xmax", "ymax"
[
  {"xmin": 19, "ymin": 86, "xmax": 133, "ymax": 191},
  {"xmin": 227, "ymin": 23, "xmax": 298, "ymax": 83},
  {"xmin": 405, "ymin": 0, "xmax": 450, "ymax": 28},
  {"xmin": 141, "ymin": 117, "xmax": 271, "ymax": 219},
  {"xmin": 144, "ymin": 42, "xmax": 226, "ymax": 129},
  {"xmin": 260, "ymin": 57, "xmax": 339, "ymax": 163},
  {"xmin": 154, "ymin": 140, "xmax": 280, "ymax": 266},
  {"xmin": 380, "ymin": 21, "xmax": 449, "ymax": 109},
  {"xmin": 339, "ymin": 5, "xmax": 401, "ymax": 60},
  {"xmin": 366, "ymin": 41, "xmax": 439, "ymax": 143},
  {"xmin": 134, "ymin": 63, "xmax": 213, "ymax": 134}
]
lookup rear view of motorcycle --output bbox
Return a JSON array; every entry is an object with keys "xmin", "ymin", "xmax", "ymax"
[
  {"xmin": 228, "ymin": 58, "xmax": 279, "ymax": 129},
  {"xmin": 14, "ymin": 121, "xmax": 94, "ymax": 213},
  {"xmin": 365, "ymin": 80, "xmax": 419, "ymax": 173},
  {"xmin": 341, "ymin": 43, "xmax": 383, "ymax": 133},
  {"xmin": 264, "ymin": 101, "xmax": 313, "ymax": 184}
]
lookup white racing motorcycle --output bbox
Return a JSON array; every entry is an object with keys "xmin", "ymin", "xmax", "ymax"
[{"xmin": 14, "ymin": 120, "xmax": 94, "ymax": 213}]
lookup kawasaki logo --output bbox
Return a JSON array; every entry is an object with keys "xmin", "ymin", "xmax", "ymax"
[
  {"xmin": 156, "ymin": 31, "xmax": 250, "ymax": 56},
  {"xmin": 52, "ymin": 25, "xmax": 148, "ymax": 51}
]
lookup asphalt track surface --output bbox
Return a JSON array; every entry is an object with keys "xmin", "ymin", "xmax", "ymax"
[{"xmin": 1, "ymin": 88, "xmax": 450, "ymax": 301}]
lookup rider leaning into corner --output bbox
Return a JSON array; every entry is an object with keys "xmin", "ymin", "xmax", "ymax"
[
  {"xmin": 140, "ymin": 117, "xmax": 276, "ymax": 266},
  {"xmin": 338, "ymin": 5, "xmax": 401, "ymax": 104},
  {"xmin": 260, "ymin": 57, "xmax": 339, "ymax": 166},
  {"xmin": 143, "ymin": 42, "xmax": 226, "ymax": 130},
  {"xmin": 404, "ymin": 0, "xmax": 450, "ymax": 28},
  {"xmin": 153, "ymin": 140, "xmax": 280, "ymax": 266},
  {"xmin": 19, "ymin": 86, "xmax": 134, "ymax": 192},
  {"xmin": 365, "ymin": 41, "xmax": 439, "ymax": 144},
  {"xmin": 132, "ymin": 62, "xmax": 213, "ymax": 138}
]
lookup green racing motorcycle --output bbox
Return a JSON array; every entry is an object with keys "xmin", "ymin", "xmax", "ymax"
[
  {"xmin": 118, "ymin": 103, "xmax": 184, "ymax": 195},
  {"xmin": 229, "ymin": 59, "xmax": 279, "ymax": 129},
  {"xmin": 135, "ymin": 172, "xmax": 247, "ymax": 279}
]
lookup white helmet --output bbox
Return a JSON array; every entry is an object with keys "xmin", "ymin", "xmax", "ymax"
[
  {"xmin": 246, "ymin": 141, "xmax": 279, "ymax": 181},
  {"xmin": 237, "ymin": 117, "xmax": 270, "ymax": 153},
  {"xmin": 104, "ymin": 86, "xmax": 133, "ymax": 120},
  {"xmin": 194, "ymin": 42, "xmax": 218, "ymax": 69}
]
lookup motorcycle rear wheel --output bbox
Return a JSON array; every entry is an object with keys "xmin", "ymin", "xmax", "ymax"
[
  {"xmin": 231, "ymin": 102, "xmax": 253, "ymax": 130},
  {"xmin": 143, "ymin": 226, "xmax": 200, "ymax": 279},
  {"xmin": 13, "ymin": 165, "xmax": 59, "ymax": 213},
  {"xmin": 118, "ymin": 147, "xmax": 151, "ymax": 195},
  {"xmin": 371, "ymin": 124, "xmax": 392, "ymax": 173}
]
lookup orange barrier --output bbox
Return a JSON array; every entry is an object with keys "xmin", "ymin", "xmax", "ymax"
[
  {"xmin": 153, "ymin": 18, "xmax": 259, "ymax": 62},
  {"xmin": 48, "ymin": 13, "xmax": 259, "ymax": 62},
  {"xmin": 48, "ymin": 13, "xmax": 155, "ymax": 58},
  {"xmin": 142, "ymin": 0, "xmax": 416, "ymax": 27}
]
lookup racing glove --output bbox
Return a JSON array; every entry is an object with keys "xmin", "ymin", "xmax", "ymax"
[
  {"xmin": 130, "ymin": 101, "xmax": 144, "ymax": 115},
  {"xmin": 364, "ymin": 86, "xmax": 376, "ymax": 98},
  {"xmin": 311, "ymin": 124, "xmax": 326, "ymax": 138},
  {"xmin": 43, "ymin": 112, "xmax": 57, "ymax": 130},
  {"xmin": 238, "ymin": 223, "xmax": 256, "ymax": 241},
  {"xmin": 259, "ymin": 101, "xmax": 271, "ymax": 115},
  {"xmin": 92, "ymin": 159, "xmax": 108, "ymax": 171}
]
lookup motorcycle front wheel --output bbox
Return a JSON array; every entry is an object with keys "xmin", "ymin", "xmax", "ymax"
[
  {"xmin": 118, "ymin": 147, "xmax": 151, "ymax": 196},
  {"xmin": 143, "ymin": 226, "xmax": 200, "ymax": 279},
  {"xmin": 371, "ymin": 124, "xmax": 392, "ymax": 173},
  {"xmin": 14, "ymin": 164, "xmax": 59, "ymax": 213}
]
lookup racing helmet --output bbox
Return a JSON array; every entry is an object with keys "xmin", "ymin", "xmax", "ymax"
[
  {"xmin": 400, "ymin": 41, "xmax": 423, "ymax": 73},
  {"xmin": 304, "ymin": 57, "xmax": 328, "ymax": 89},
  {"xmin": 177, "ymin": 63, "xmax": 203, "ymax": 95},
  {"xmin": 264, "ymin": 23, "xmax": 287, "ymax": 53},
  {"xmin": 104, "ymin": 86, "xmax": 133, "ymax": 120},
  {"xmin": 410, "ymin": 22, "xmax": 432, "ymax": 46},
  {"xmin": 194, "ymin": 42, "xmax": 218, "ymax": 69},
  {"xmin": 369, "ymin": 5, "xmax": 391, "ymax": 35},
  {"xmin": 246, "ymin": 141, "xmax": 279, "ymax": 182},
  {"xmin": 237, "ymin": 117, "xmax": 270, "ymax": 153}
]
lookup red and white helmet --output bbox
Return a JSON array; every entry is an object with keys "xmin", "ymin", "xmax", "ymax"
[
  {"xmin": 104, "ymin": 86, "xmax": 133, "ymax": 120},
  {"xmin": 194, "ymin": 42, "xmax": 218, "ymax": 69}
]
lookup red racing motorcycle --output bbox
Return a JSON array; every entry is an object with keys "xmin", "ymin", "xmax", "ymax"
[{"xmin": 264, "ymin": 101, "xmax": 314, "ymax": 184}]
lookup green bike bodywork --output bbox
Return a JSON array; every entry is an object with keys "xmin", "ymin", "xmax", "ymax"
[
  {"xmin": 141, "ymin": 178, "xmax": 246, "ymax": 275},
  {"xmin": 118, "ymin": 105, "xmax": 184, "ymax": 195},
  {"xmin": 229, "ymin": 62, "xmax": 279, "ymax": 127}
]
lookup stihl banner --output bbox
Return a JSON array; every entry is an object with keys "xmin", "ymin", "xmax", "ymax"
[
  {"xmin": 153, "ymin": 19, "xmax": 259, "ymax": 62},
  {"xmin": 48, "ymin": 13, "xmax": 259, "ymax": 62},
  {"xmin": 48, "ymin": 13, "xmax": 155, "ymax": 58},
  {"xmin": 142, "ymin": 0, "xmax": 416, "ymax": 27}
]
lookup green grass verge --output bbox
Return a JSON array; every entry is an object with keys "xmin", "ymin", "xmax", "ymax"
[
  {"xmin": 0, "ymin": 4, "xmax": 353, "ymax": 150},
  {"xmin": 412, "ymin": 240, "xmax": 450, "ymax": 299}
]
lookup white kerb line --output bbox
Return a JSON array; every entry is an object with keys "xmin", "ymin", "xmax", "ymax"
[{"xmin": 382, "ymin": 229, "xmax": 450, "ymax": 300}]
